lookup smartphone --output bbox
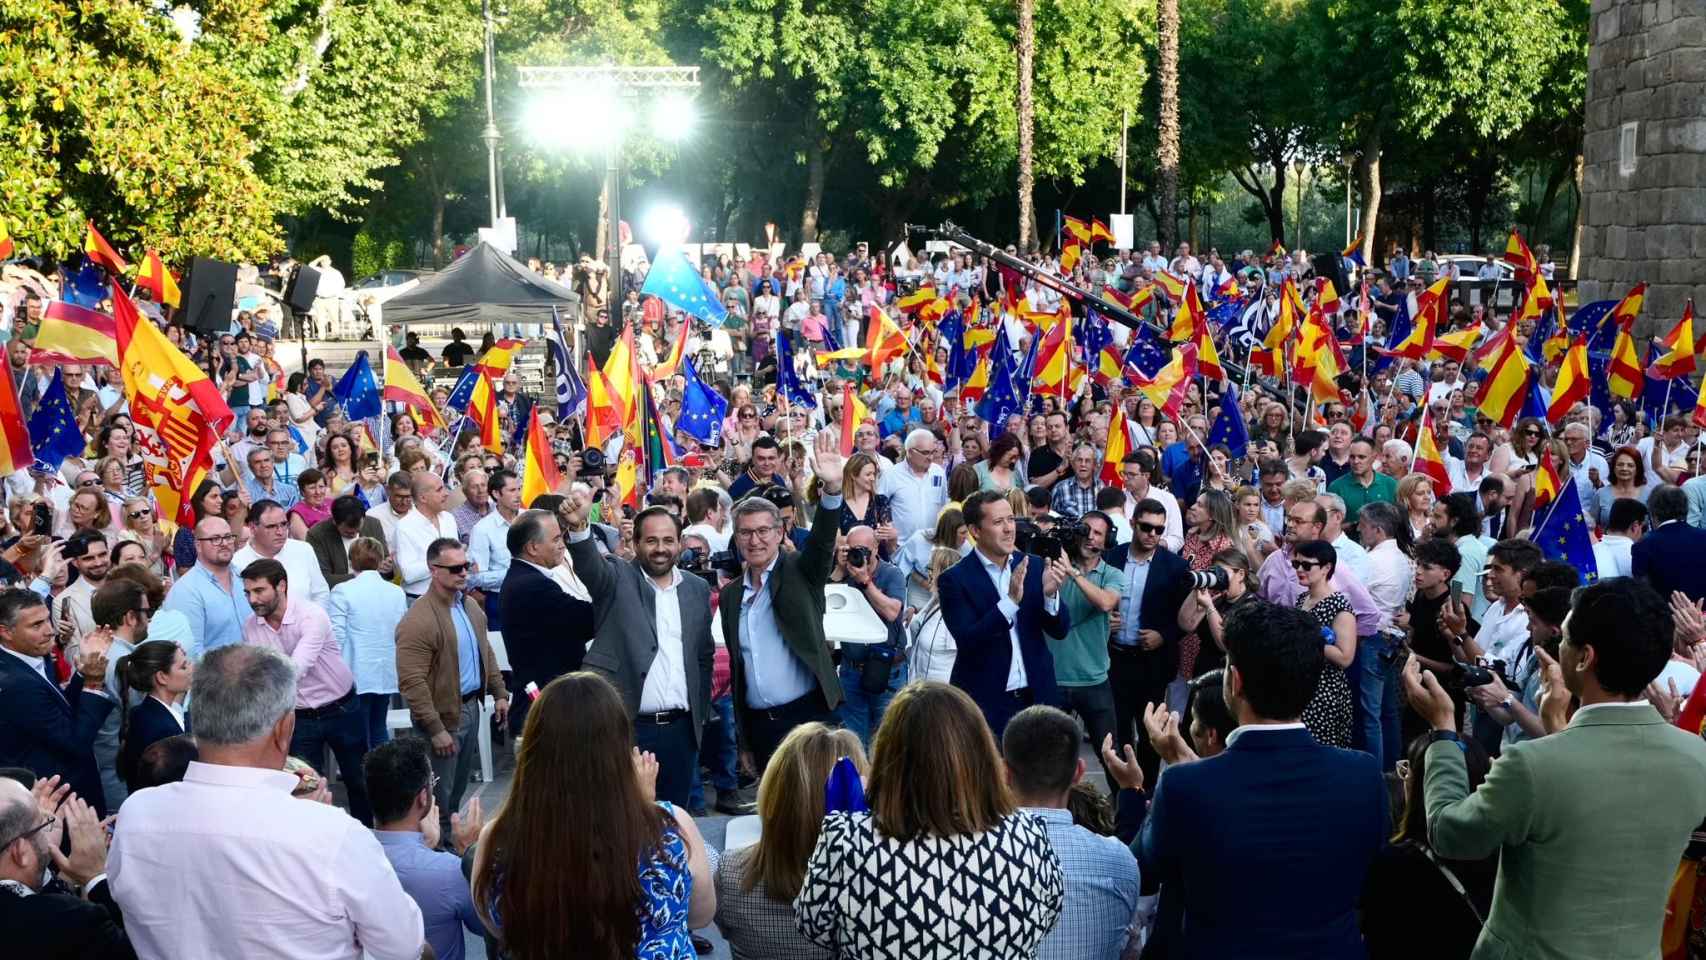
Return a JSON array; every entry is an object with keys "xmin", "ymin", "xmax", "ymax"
[{"xmin": 32, "ymin": 502, "xmax": 50, "ymax": 533}]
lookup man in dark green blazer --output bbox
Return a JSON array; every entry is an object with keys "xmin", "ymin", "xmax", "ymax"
[
  {"xmin": 1404, "ymin": 577, "xmax": 1706, "ymax": 960},
  {"xmin": 720, "ymin": 432, "xmax": 846, "ymax": 773}
]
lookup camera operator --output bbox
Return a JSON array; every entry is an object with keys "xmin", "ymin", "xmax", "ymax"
[
  {"xmin": 1175, "ymin": 549, "xmax": 1257, "ymax": 677},
  {"xmin": 1103, "ymin": 498, "xmax": 1193, "ymax": 789},
  {"xmin": 1439, "ymin": 539, "xmax": 1541, "ymax": 756},
  {"xmin": 1051, "ymin": 510, "xmax": 1123, "ymax": 776},
  {"xmin": 1461, "ymin": 561, "xmax": 1578, "ymax": 747},
  {"xmin": 827, "ymin": 525, "xmax": 907, "ymax": 746}
]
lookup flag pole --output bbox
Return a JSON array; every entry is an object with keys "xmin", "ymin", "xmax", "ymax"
[{"xmin": 1179, "ymin": 417, "xmax": 1227, "ymax": 486}]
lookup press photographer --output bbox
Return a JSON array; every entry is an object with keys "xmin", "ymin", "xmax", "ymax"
[
  {"xmin": 1051, "ymin": 510, "xmax": 1124, "ymax": 777},
  {"xmin": 826, "ymin": 525, "xmax": 907, "ymax": 746},
  {"xmin": 1103, "ymin": 497, "xmax": 1193, "ymax": 788},
  {"xmin": 1175, "ymin": 549, "xmax": 1257, "ymax": 678}
]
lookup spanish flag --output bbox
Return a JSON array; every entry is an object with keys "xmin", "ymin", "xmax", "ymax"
[
  {"xmin": 1413, "ymin": 406, "xmax": 1453, "ymax": 494},
  {"xmin": 1474, "ymin": 334, "xmax": 1531, "ymax": 429},
  {"xmin": 1340, "ymin": 234, "xmax": 1365, "ymax": 267},
  {"xmin": 865, "ymin": 306, "xmax": 909, "ymax": 369},
  {"xmin": 1167, "ymin": 281, "xmax": 1205, "ymax": 342},
  {"xmin": 1647, "ymin": 300, "xmax": 1697, "ymax": 381},
  {"xmin": 0, "ymin": 218, "xmax": 13, "ymax": 260},
  {"xmin": 1062, "ymin": 216, "xmax": 1092, "ymax": 244},
  {"xmin": 583, "ymin": 353, "xmax": 623, "ymax": 451},
  {"xmin": 1152, "ymin": 271, "xmax": 1187, "ymax": 302},
  {"xmin": 519, "ymin": 406, "xmax": 560, "ymax": 508},
  {"xmin": 1548, "ymin": 335, "xmax": 1592, "ymax": 423},
  {"xmin": 896, "ymin": 286, "xmax": 937, "ymax": 314},
  {"xmin": 383, "ymin": 346, "xmax": 448, "ymax": 431},
  {"xmin": 1516, "ymin": 272, "xmax": 1553, "ymax": 322},
  {"xmin": 1031, "ymin": 312, "xmax": 1073, "ymax": 389},
  {"xmin": 1533, "ymin": 447, "xmax": 1562, "ymax": 510},
  {"xmin": 1101, "ymin": 405, "xmax": 1130, "ymax": 486},
  {"xmin": 1133, "ymin": 343, "xmax": 1199, "ymax": 420},
  {"xmin": 838, "ymin": 382, "xmax": 869, "ymax": 456},
  {"xmin": 615, "ymin": 451, "xmax": 640, "ymax": 510},
  {"xmin": 653, "ymin": 319, "xmax": 691, "ymax": 379},
  {"xmin": 135, "ymin": 250, "xmax": 181, "ymax": 308},
  {"xmin": 84, "ymin": 222, "xmax": 127, "ymax": 274},
  {"xmin": 1503, "ymin": 230, "xmax": 1540, "ymax": 284},
  {"xmin": 1610, "ymin": 282, "xmax": 1647, "ymax": 332},
  {"xmin": 1059, "ymin": 241, "xmax": 1082, "ymax": 274},
  {"xmin": 1090, "ymin": 219, "xmax": 1115, "ymax": 245},
  {"xmin": 0, "ymin": 363, "xmax": 34, "ymax": 475},
  {"xmin": 603, "ymin": 328, "xmax": 642, "ymax": 444},
  {"xmin": 31, "ymin": 300, "xmax": 119, "ymax": 367},
  {"xmin": 1428, "ymin": 322, "xmax": 1482, "ymax": 363},
  {"xmin": 1265, "ymin": 277, "xmax": 1305, "ymax": 351},
  {"xmin": 1607, "ymin": 327, "xmax": 1645, "ymax": 399}
]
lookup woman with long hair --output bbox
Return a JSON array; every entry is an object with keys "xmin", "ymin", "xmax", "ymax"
[
  {"xmin": 838, "ymin": 453, "xmax": 896, "ymax": 557},
  {"xmin": 947, "ymin": 462, "xmax": 981, "ymax": 503},
  {"xmin": 795, "ymin": 682, "xmax": 1064, "ymax": 959},
  {"xmin": 1491, "ymin": 416, "xmax": 1546, "ymax": 477},
  {"xmin": 320, "ymin": 432, "xmax": 359, "ymax": 497},
  {"xmin": 1131, "ymin": 396, "xmax": 1162, "ymax": 448},
  {"xmin": 1234, "ymin": 484, "xmax": 1276, "ymax": 553},
  {"xmin": 898, "ymin": 506, "xmax": 965, "ymax": 611},
  {"xmin": 284, "ymin": 371, "xmax": 324, "ymax": 451},
  {"xmin": 94, "ymin": 423, "xmax": 148, "ymax": 497},
  {"xmin": 117, "ymin": 497, "xmax": 168, "ymax": 576},
  {"xmin": 472, "ymin": 672, "xmax": 714, "ymax": 959},
  {"xmin": 1593, "ymin": 445, "xmax": 1651, "ymax": 529},
  {"xmin": 115, "ymin": 639, "xmax": 193, "ymax": 788},
  {"xmin": 1397, "ymin": 472, "xmax": 1437, "ymax": 542},
  {"xmin": 1176, "ymin": 549, "xmax": 1258, "ymax": 674},
  {"xmin": 975, "ymin": 433, "xmax": 1027, "ymax": 494},
  {"xmin": 1025, "ymin": 415, "xmax": 1048, "ymax": 458},
  {"xmin": 172, "ymin": 479, "xmax": 226, "ymax": 570},
  {"xmin": 1360, "ymin": 733, "xmax": 1496, "ymax": 958},
  {"xmin": 1292, "ymin": 540, "xmax": 1357, "ymax": 747},
  {"xmin": 715, "ymin": 723, "xmax": 868, "ymax": 960},
  {"xmin": 1178, "ymin": 490, "xmax": 1248, "ymax": 678}
]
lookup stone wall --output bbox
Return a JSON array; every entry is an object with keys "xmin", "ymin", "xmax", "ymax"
[{"xmin": 1578, "ymin": 0, "xmax": 1706, "ymax": 338}]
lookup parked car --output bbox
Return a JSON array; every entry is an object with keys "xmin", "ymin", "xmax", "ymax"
[{"xmin": 338, "ymin": 269, "xmax": 429, "ymax": 336}]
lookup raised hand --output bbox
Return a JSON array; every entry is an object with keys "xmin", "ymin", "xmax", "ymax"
[
  {"xmin": 1008, "ymin": 556, "xmax": 1028, "ymax": 606},
  {"xmin": 1533, "ymin": 646, "xmax": 1571, "ymax": 734},
  {"xmin": 561, "ymin": 489, "xmax": 593, "ymax": 533},
  {"xmin": 1042, "ymin": 556, "xmax": 1071, "ymax": 597},
  {"xmin": 633, "ymin": 747, "xmax": 659, "ymax": 804},
  {"xmin": 451, "ymin": 797, "xmax": 484, "ymax": 855},
  {"xmin": 1098, "ymin": 733, "xmax": 1145, "ymax": 793},
  {"xmin": 814, "ymin": 431, "xmax": 845, "ymax": 495}
]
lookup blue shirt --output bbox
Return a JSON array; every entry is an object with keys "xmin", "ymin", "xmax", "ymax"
[
  {"xmin": 329, "ymin": 570, "xmax": 408, "ymax": 695},
  {"xmin": 1115, "ymin": 552, "xmax": 1152, "ymax": 648},
  {"xmin": 244, "ymin": 474, "xmax": 300, "ymax": 510},
  {"xmin": 449, "ymin": 597, "xmax": 481, "ymax": 696},
  {"xmin": 162, "ymin": 564, "xmax": 254, "ymax": 659},
  {"xmin": 466, "ymin": 510, "xmax": 514, "ymax": 592},
  {"xmin": 1023, "ymin": 807, "xmax": 1141, "ymax": 960},
  {"xmin": 738, "ymin": 492, "xmax": 841, "ymax": 708},
  {"xmin": 372, "ymin": 830, "xmax": 483, "ymax": 960}
]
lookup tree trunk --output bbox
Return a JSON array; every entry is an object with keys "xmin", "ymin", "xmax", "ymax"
[
  {"xmin": 1567, "ymin": 152, "xmax": 1585, "ymax": 279},
  {"xmin": 800, "ymin": 137, "xmax": 826, "ymax": 243},
  {"xmin": 1532, "ymin": 155, "xmax": 1569, "ymax": 239},
  {"xmin": 1016, "ymin": 0, "xmax": 1037, "ymax": 252},
  {"xmin": 595, "ymin": 176, "xmax": 610, "ymax": 265},
  {"xmin": 1356, "ymin": 125, "xmax": 1382, "ymax": 267},
  {"xmin": 1156, "ymin": 0, "xmax": 1181, "ymax": 250},
  {"xmin": 1266, "ymin": 162, "xmax": 1287, "ymax": 246},
  {"xmin": 431, "ymin": 191, "xmax": 446, "ymax": 268},
  {"xmin": 1186, "ymin": 198, "xmax": 1199, "ymax": 250}
]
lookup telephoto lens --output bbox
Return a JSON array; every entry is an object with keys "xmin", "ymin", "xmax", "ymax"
[{"xmin": 1188, "ymin": 567, "xmax": 1231, "ymax": 591}]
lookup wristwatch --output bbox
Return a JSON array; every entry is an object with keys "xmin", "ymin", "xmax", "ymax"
[
  {"xmin": 1499, "ymin": 694, "xmax": 1516, "ymax": 710},
  {"xmin": 1425, "ymin": 729, "xmax": 1461, "ymax": 746}
]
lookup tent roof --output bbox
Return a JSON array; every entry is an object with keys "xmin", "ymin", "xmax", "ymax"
[{"xmin": 383, "ymin": 242, "xmax": 578, "ymax": 327}]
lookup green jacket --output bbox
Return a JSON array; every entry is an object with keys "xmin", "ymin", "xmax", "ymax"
[{"xmin": 1424, "ymin": 703, "xmax": 1706, "ymax": 960}]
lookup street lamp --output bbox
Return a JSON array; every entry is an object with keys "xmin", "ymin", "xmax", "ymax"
[
  {"xmin": 519, "ymin": 64, "xmax": 701, "ymax": 363},
  {"xmin": 1293, "ymin": 158, "xmax": 1307, "ymax": 253}
]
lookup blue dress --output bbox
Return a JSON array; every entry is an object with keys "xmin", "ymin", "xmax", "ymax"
[{"xmin": 492, "ymin": 802, "xmax": 694, "ymax": 959}]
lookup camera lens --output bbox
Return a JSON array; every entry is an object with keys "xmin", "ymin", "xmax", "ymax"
[{"xmin": 1188, "ymin": 568, "xmax": 1231, "ymax": 591}]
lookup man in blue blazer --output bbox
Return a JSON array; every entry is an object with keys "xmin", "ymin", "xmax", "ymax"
[
  {"xmin": 1632, "ymin": 485, "xmax": 1706, "ymax": 603},
  {"xmin": 938, "ymin": 489, "xmax": 1071, "ymax": 736},
  {"xmin": 0, "ymin": 589, "xmax": 115, "ymax": 816},
  {"xmin": 1102, "ymin": 496, "xmax": 1193, "ymax": 787},
  {"xmin": 1106, "ymin": 599, "xmax": 1387, "ymax": 960}
]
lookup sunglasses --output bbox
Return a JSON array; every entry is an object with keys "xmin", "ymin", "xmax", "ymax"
[
  {"xmin": 432, "ymin": 562, "xmax": 469, "ymax": 574},
  {"xmin": 1291, "ymin": 559, "xmax": 1322, "ymax": 571},
  {"xmin": 1135, "ymin": 521, "xmax": 1166, "ymax": 535},
  {"xmin": 78, "ymin": 479, "xmax": 100, "ymax": 487},
  {"xmin": 128, "ymin": 510, "xmax": 152, "ymax": 521}
]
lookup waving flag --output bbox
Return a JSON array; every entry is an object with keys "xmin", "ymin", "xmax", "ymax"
[
  {"xmin": 1134, "ymin": 344, "xmax": 1199, "ymax": 420},
  {"xmin": 1609, "ymin": 282, "xmax": 1647, "ymax": 333},
  {"xmin": 1516, "ymin": 272, "xmax": 1553, "ymax": 323},
  {"xmin": 383, "ymin": 346, "xmax": 447, "ymax": 431},
  {"xmin": 332, "ymin": 352, "xmax": 383, "ymax": 421},
  {"xmin": 775, "ymin": 330, "xmax": 816, "ymax": 409},
  {"xmin": 31, "ymin": 300, "xmax": 119, "ymax": 367},
  {"xmin": 1607, "ymin": 327, "xmax": 1646, "ymax": 399},
  {"xmin": 676, "ymin": 356, "xmax": 726, "ymax": 445},
  {"xmin": 1475, "ymin": 333, "xmax": 1532, "ymax": 429},
  {"xmin": 653, "ymin": 318, "xmax": 691, "ymax": 379},
  {"xmin": 1533, "ymin": 447, "xmax": 1562, "ymax": 510},
  {"xmin": 0, "ymin": 217, "xmax": 13, "ymax": 260},
  {"xmin": 1503, "ymin": 230, "xmax": 1540, "ymax": 284},
  {"xmin": 1413, "ymin": 406, "xmax": 1453, "ymax": 493},
  {"xmin": 84, "ymin": 222, "xmax": 127, "ymax": 274},
  {"xmin": 865, "ymin": 306, "xmax": 909, "ymax": 370},
  {"xmin": 1428, "ymin": 322, "xmax": 1482, "ymax": 363},
  {"xmin": 895, "ymin": 286, "xmax": 937, "ymax": 314},
  {"xmin": 1532, "ymin": 478, "xmax": 1597, "ymax": 584},
  {"xmin": 1264, "ymin": 277, "xmax": 1304, "ymax": 351},
  {"xmin": 1031, "ymin": 312, "xmax": 1073, "ymax": 391},
  {"xmin": 1102, "ymin": 405, "xmax": 1130, "ymax": 485},
  {"xmin": 975, "ymin": 333, "xmax": 1022, "ymax": 426},
  {"xmin": 1341, "ymin": 234, "xmax": 1365, "ymax": 267},
  {"xmin": 548, "ymin": 307, "xmax": 587, "ymax": 420},
  {"xmin": 1058, "ymin": 241, "xmax": 1083, "ymax": 274},
  {"xmin": 135, "ymin": 250, "xmax": 181, "ymax": 308},
  {"xmin": 1548, "ymin": 336, "xmax": 1592, "ymax": 423},
  {"xmin": 1207, "ymin": 381, "xmax": 1249, "ymax": 460},
  {"xmin": 838, "ymin": 383, "xmax": 869, "ymax": 455},
  {"xmin": 519, "ymin": 406, "xmax": 560, "ymax": 507},
  {"xmin": 641, "ymin": 376, "xmax": 682, "ymax": 486},
  {"xmin": 603, "ymin": 328, "xmax": 641, "ymax": 443},
  {"xmin": 1090, "ymin": 219, "xmax": 1115, "ymax": 245},
  {"xmin": 0, "ymin": 364, "xmax": 34, "ymax": 475},
  {"xmin": 1648, "ymin": 300, "xmax": 1697, "ymax": 380},
  {"xmin": 24, "ymin": 369, "xmax": 84, "ymax": 470},
  {"xmin": 641, "ymin": 248, "xmax": 728, "ymax": 326},
  {"xmin": 1695, "ymin": 372, "xmax": 1706, "ymax": 429}
]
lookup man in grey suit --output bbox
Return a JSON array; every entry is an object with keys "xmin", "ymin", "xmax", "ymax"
[
  {"xmin": 1404, "ymin": 576, "xmax": 1706, "ymax": 960},
  {"xmin": 564, "ymin": 496, "xmax": 714, "ymax": 809}
]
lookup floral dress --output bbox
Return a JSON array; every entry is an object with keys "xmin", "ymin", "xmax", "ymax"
[{"xmin": 1297, "ymin": 591, "xmax": 1356, "ymax": 748}]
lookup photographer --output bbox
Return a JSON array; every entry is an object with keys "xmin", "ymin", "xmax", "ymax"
[
  {"xmin": 827, "ymin": 525, "xmax": 907, "ymax": 747},
  {"xmin": 1051, "ymin": 511, "xmax": 1123, "ymax": 775},
  {"xmin": 1175, "ymin": 549, "xmax": 1257, "ymax": 677},
  {"xmin": 1463, "ymin": 561, "xmax": 1578, "ymax": 747}
]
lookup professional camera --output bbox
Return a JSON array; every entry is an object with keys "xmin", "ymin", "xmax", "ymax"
[
  {"xmin": 845, "ymin": 545, "xmax": 873, "ymax": 569},
  {"xmin": 578, "ymin": 447, "xmax": 606, "ymax": 475},
  {"xmin": 678, "ymin": 546, "xmax": 742, "ymax": 585},
  {"xmin": 1188, "ymin": 567, "xmax": 1231, "ymax": 592},
  {"xmin": 1015, "ymin": 517, "xmax": 1089, "ymax": 563},
  {"xmin": 1451, "ymin": 657, "xmax": 1514, "ymax": 689}
]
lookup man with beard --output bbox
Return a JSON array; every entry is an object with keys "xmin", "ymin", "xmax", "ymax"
[
  {"xmin": 565, "ymin": 499, "xmax": 714, "ymax": 809},
  {"xmin": 57, "ymin": 531, "xmax": 110, "ymax": 658}
]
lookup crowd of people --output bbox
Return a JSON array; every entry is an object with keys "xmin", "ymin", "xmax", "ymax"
[{"xmin": 2, "ymin": 231, "xmax": 1706, "ymax": 960}]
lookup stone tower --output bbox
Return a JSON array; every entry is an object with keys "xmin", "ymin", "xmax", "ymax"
[{"xmin": 1576, "ymin": 0, "xmax": 1706, "ymax": 338}]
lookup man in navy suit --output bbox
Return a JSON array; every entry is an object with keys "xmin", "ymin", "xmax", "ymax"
[
  {"xmin": 1632, "ymin": 485, "xmax": 1706, "ymax": 604},
  {"xmin": 1105, "ymin": 599, "xmax": 1387, "ymax": 960},
  {"xmin": 1102, "ymin": 497, "xmax": 1193, "ymax": 788},
  {"xmin": 938, "ymin": 489, "xmax": 1071, "ymax": 736},
  {"xmin": 0, "ymin": 589, "xmax": 115, "ymax": 816}
]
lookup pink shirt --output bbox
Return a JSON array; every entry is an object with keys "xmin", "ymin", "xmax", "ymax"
[{"xmin": 243, "ymin": 596, "xmax": 353, "ymax": 709}]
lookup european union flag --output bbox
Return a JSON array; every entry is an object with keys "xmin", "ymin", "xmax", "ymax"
[
  {"xmin": 1569, "ymin": 300, "xmax": 1619, "ymax": 353},
  {"xmin": 976, "ymin": 334, "xmax": 1023, "ymax": 427},
  {"xmin": 550, "ymin": 306, "xmax": 587, "ymax": 420},
  {"xmin": 1525, "ymin": 300, "xmax": 1559, "ymax": 364},
  {"xmin": 1123, "ymin": 323, "xmax": 1170, "ymax": 379},
  {"xmin": 25, "ymin": 369, "xmax": 84, "ymax": 471},
  {"xmin": 1531, "ymin": 478, "xmax": 1598, "ymax": 585},
  {"xmin": 510, "ymin": 393, "xmax": 534, "ymax": 452},
  {"xmin": 1080, "ymin": 308, "xmax": 1114, "ymax": 366},
  {"xmin": 677, "ymin": 356, "xmax": 726, "ymax": 445},
  {"xmin": 1015, "ymin": 328, "xmax": 1040, "ymax": 412},
  {"xmin": 642, "ymin": 248, "xmax": 729, "ymax": 328},
  {"xmin": 774, "ymin": 331, "xmax": 816, "ymax": 409},
  {"xmin": 443, "ymin": 365, "xmax": 480, "ymax": 414},
  {"xmin": 1207, "ymin": 382, "xmax": 1249, "ymax": 459},
  {"xmin": 333, "ymin": 351, "xmax": 383, "ymax": 421},
  {"xmin": 60, "ymin": 262, "xmax": 108, "ymax": 309},
  {"xmin": 287, "ymin": 423, "xmax": 309, "ymax": 455},
  {"xmin": 1521, "ymin": 368, "xmax": 1550, "ymax": 421}
]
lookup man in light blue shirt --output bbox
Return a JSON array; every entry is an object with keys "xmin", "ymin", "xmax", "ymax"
[
  {"xmin": 161, "ymin": 516, "xmax": 253, "ymax": 658},
  {"xmin": 467, "ymin": 469, "xmax": 522, "ymax": 632},
  {"xmin": 1003, "ymin": 705, "xmax": 1141, "ymax": 960},
  {"xmin": 365, "ymin": 738, "xmax": 486, "ymax": 960},
  {"xmin": 877, "ymin": 429, "xmax": 948, "ymax": 542},
  {"xmin": 243, "ymin": 447, "xmax": 300, "ymax": 510}
]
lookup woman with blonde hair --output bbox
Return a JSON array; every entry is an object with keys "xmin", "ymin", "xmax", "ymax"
[
  {"xmin": 117, "ymin": 496, "xmax": 168, "ymax": 576},
  {"xmin": 795, "ymin": 681, "xmax": 1064, "ymax": 959},
  {"xmin": 838, "ymin": 452, "xmax": 896, "ymax": 556},
  {"xmin": 1396, "ymin": 472, "xmax": 1437, "ymax": 542},
  {"xmin": 715, "ymin": 723, "xmax": 868, "ymax": 960}
]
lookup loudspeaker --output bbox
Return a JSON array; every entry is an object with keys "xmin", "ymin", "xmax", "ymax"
[
  {"xmin": 283, "ymin": 265, "xmax": 321, "ymax": 313},
  {"xmin": 180, "ymin": 258, "xmax": 238, "ymax": 334}
]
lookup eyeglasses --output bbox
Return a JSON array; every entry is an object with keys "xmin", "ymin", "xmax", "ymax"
[
  {"xmin": 735, "ymin": 526, "xmax": 776, "ymax": 540},
  {"xmin": 78, "ymin": 479, "xmax": 100, "ymax": 487},
  {"xmin": 432, "ymin": 562, "xmax": 469, "ymax": 574},
  {"xmin": 197, "ymin": 534, "xmax": 237, "ymax": 544},
  {"xmin": 0, "ymin": 814, "xmax": 54, "ymax": 850},
  {"xmin": 128, "ymin": 510, "xmax": 153, "ymax": 521},
  {"xmin": 1135, "ymin": 521, "xmax": 1166, "ymax": 535}
]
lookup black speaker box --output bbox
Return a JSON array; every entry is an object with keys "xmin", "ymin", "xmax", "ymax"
[
  {"xmin": 283, "ymin": 264, "xmax": 321, "ymax": 313},
  {"xmin": 181, "ymin": 258, "xmax": 238, "ymax": 333}
]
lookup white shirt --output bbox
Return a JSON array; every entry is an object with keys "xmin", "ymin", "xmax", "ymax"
[
  {"xmin": 1657, "ymin": 660, "xmax": 1701, "ymax": 698},
  {"xmin": 1447, "ymin": 458, "xmax": 1491, "ymax": 498},
  {"xmin": 367, "ymin": 504, "xmax": 410, "ymax": 558},
  {"xmin": 1331, "ymin": 532, "xmax": 1375, "ymax": 584},
  {"xmin": 151, "ymin": 694, "xmax": 188, "ymax": 731},
  {"xmin": 1363, "ymin": 539, "xmax": 1413, "ymax": 630},
  {"xmin": 396, "ymin": 509, "xmax": 460, "ymax": 596},
  {"xmin": 683, "ymin": 522, "xmax": 730, "ymax": 553},
  {"xmin": 638, "ymin": 569, "xmax": 690, "ymax": 713},
  {"xmin": 1223, "ymin": 721, "xmax": 1308, "ymax": 747},
  {"xmin": 1124, "ymin": 484, "xmax": 1184, "ymax": 552},
  {"xmin": 1475, "ymin": 599, "xmax": 1531, "ymax": 667},
  {"xmin": 877, "ymin": 460, "xmax": 949, "ymax": 542},
  {"xmin": 1568, "ymin": 448, "xmax": 1610, "ymax": 506},
  {"xmin": 976, "ymin": 548, "xmax": 1060, "ymax": 692},
  {"xmin": 233, "ymin": 539, "xmax": 330, "ymax": 606},
  {"xmin": 109, "ymin": 761, "xmax": 424, "ymax": 960},
  {"xmin": 1592, "ymin": 533, "xmax": 1634, "ymax": 579}
]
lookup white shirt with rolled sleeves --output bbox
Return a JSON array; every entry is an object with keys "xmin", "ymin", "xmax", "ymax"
[
  {"xmin": 878, "ymin": 460, "xmax": 948, "ymax": 543},
  {"xmin": 109, "ymin": 761, "xmax": 425, "ymax": 960},
  {"xmin": 396, "ymin": 509, "xmax": 460, "ymax": 597}
]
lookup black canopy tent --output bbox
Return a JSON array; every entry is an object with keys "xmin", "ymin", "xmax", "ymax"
[{"xmin": 382, "ymin": 242, "xmax": 579, "ymax": 328}]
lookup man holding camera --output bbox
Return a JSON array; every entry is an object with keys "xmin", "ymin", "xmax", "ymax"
[
  {"xmin": 564, "ymin": 497, "xmax": 715, "ymax": 808},
  {"xmin": 1051, "ymin": 511, "xmax": 1124, "ymax": 775},
  {"xmin": 826, "ymin": 525, "xmax": 907, "ymax": 746}
]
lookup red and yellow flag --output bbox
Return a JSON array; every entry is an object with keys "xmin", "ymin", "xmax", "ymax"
[
  {"xmin": 1133, "ymin": 344, "xmax": 1199, "ymax": 420},
  {"xmin": 1413, "ymin": 407, "xmax": 1453, "ymax": 494},
  {"xmin": 1648, "ymin": 300, "xmax": 1697, "ymax": 381},
  {"xmin": 838, "ymin": 382, "xmax": 870, "ymax": 456},
  {"xmin": 519, "ymin": 406, "xmax": 561, "ymax": 507},
  {"xmin": 895, "ymin": 286, "xmax": 937, "ymax": 314},
  {"xmin": 136, "ymin": 250, "xmax": 181, "ymax": 308},
  {"xmin": 84, "ymin": 221, "xmax": 127, "ymax": 274},
  {"xmin": 1474, "ymin": 333, "xmax": 1532, "ymax": 429},
  {"xmin": 1610, "ymin": 282, "xmax": 1647, "ymax": 332},
  {"xmin": 0, "ymin": 363, "xmax": 34, "ymax": 475},
  {"xmin": 1090, "ymin": 219, "xmax": 1115, "ymax": 245},
  {"xmin": 31, "ymin": 301, "xmax": 119, "ymax": 367},
  {"xmin": 1428, "ymin": 322, "xmax": 1482, "ymax": 363},
  {"xmin": 653, "ymin": 319, "xmax": 691, "ymax": 379},
  {"xmin": 1533, "ymin": 448, "xmax": 1562, "ymax": 510},
  {"xmin": 1265, "ymin": 277, "xmax": 1304, "ymax": 352},
  {"xmin": 1607, "ymin": 327, "xmax": 1645, "ymax": 400},
  {"xmin": 0, "ymin": 217, "xmax": 14, "ymax": 260},
  {"xmin": 1101, "ymin": 405, "xmax": 1129, "ymax": 486},
  {"xmin": 865, "ymin": 306, "xmax": 908, "ymax": 370},
  {"xmin": 1548, "ymin": 336, "xmax": 1592, "ymax": 423},
  {"xmin": 1503, "ymin": 230, "xmax": 1540, "ymax": 284},
  {"xmin": 384, "ymin": 346, "xmax": 448, "ymax": 431}
]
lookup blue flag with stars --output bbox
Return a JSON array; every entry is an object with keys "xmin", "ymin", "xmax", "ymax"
[
  {"xmin": 443, "ymin": 365, "xmax": 480, "ymax": 414},
  {"xmin": 1521, "ymin": 368, "xmax": 1550, "ymax": 421},
  {"xmin": 774, "ymin": 330, "xmax": 816, "ymax": 409},
  {"xmin": 25, "ymin": 369, "xmax": 84, "ymax": 471},
  {"xmin": 1207, "ymin": 381, "xmax": 1249, "ymax": 460},
  {"xmin": 332, "ymin": 351, "xmax": 383, "ymax": 421},
  {"xmin": 1531, "ymin": 478, "xmax": 1598, "ymax": 585},
  {"xmin": 1568, "ymin": 300, "xmax": 1619, "ymax": 353},
  {"xmin": 677, "ymin": 356, "xmax": 726, "ymax": 445},
  {"xmin": 975, "ymin": 333, "xmax": 1023, "ymax": 426},
  {"xmin": 1122, "ymin": 323, "xmax": 1170, "ymax": 379},
  {"xmin": 642, "ymin": 248, "xmax": 729, "ymax": 328}
]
